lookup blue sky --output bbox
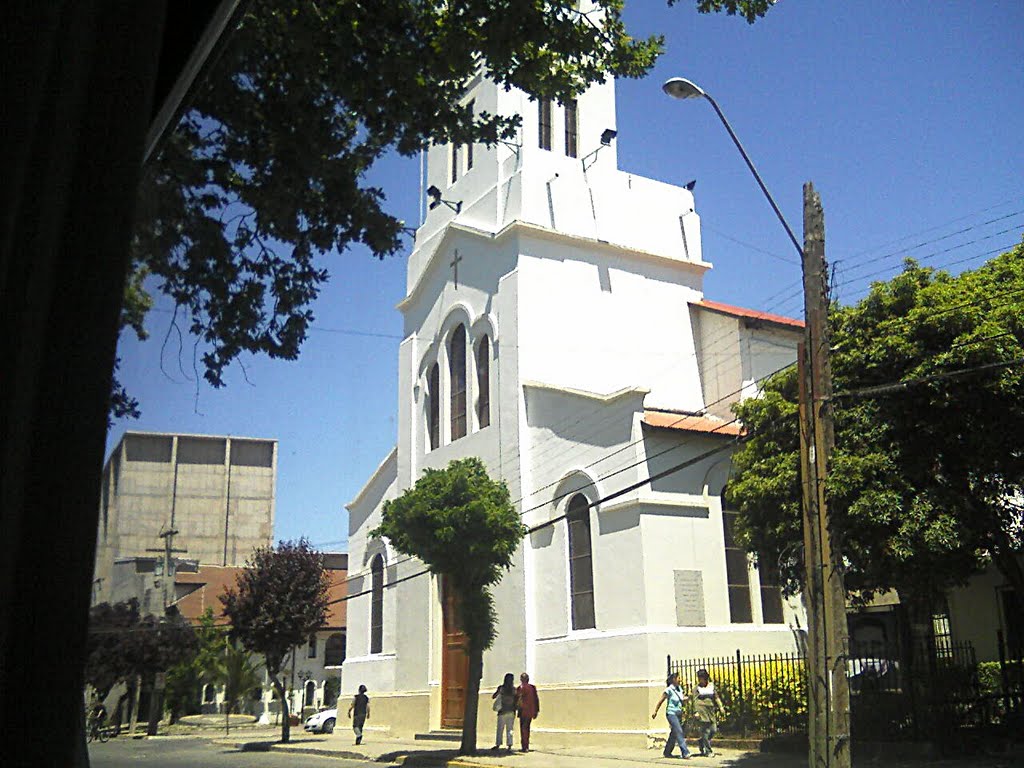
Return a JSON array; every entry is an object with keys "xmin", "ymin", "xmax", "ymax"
[{"xmin": 109, "ymin": 1, "xmax": 1024, "ymax": 552}]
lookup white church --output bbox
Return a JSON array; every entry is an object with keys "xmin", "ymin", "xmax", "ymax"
[{"xmin": 342, "ymin": 67, "xmax": 806, "ymax": 747}]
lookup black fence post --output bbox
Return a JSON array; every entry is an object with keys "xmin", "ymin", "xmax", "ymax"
[{"xmin": 736, "ymin": 649, "xmax": 746, "ymax": 738}]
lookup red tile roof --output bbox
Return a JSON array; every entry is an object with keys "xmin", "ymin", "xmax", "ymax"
[
  {"xmin": 172, "ymin": 563, "xmax": 347, "ymax": 629},
  {"xmin": 173, "ymin": 565, "xmax": 243, "ymax": 623},
  {"xmin": 642, "ymin": 411, "xmax": 744, "ymax": 437},
  {"xmin": 694, "ymin": 299, "xmax": 803, "ymax": 329}
]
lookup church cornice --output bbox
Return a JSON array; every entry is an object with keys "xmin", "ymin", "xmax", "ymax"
[
  {"xmin": 345, "ymin": 446, "xmax": 398, "ymax": 512},
  {"xmin": 397, "ymin": 219, "xmax": 713, "ymax": 312},
  {"xmin": 521, "ymin": 381, "xmax": 650, "ymax": 403}
]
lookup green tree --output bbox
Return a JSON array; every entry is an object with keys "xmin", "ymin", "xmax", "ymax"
[
  {"xmin": 728, "ymin": 242, "xmax": 1024, "ymax": 624},
  {"xmin": 216, "ymin": 638, "xmax": 264, "ymax": 716},
  {"xmin": 164, "ymin": 609, "xmax": 227, "ymax": 722},
  {"xmin": 220, "ymin": 539, "xmax": 330, "ymax": 743},
  {"xmin": 85, "ymin": 601, "xmax": 198, "ymax": 731},
  {"xmin": 371, "ymin": 457, "xmax": 525, "ymax": 755},
  {"xmin": 119, "ymin": 0, "xmax": 774, "ymax": 412}
]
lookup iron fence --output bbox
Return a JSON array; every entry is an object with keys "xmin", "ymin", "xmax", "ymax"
[{"xmin": 668, "ymin": 635, "xmax": 1022, "ymax": 742}]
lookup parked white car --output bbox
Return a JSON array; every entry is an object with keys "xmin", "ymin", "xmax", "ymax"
[{"xmin": 303, "ymin": 707, "xmax": 337, "ymax": 734}]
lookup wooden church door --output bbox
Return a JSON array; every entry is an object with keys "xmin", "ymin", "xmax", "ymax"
[{"xmin": 440, "ymin": 576, "xmax": 470, "ymax": 728}]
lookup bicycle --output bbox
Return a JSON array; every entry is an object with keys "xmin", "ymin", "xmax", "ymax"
[{"xmin": 87, "ymin": 709, "xmax": 110, "ymax": 743}]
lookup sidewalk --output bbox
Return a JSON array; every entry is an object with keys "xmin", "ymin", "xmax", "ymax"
[
  {"xmin": 213, "ymin": 731, "xmax": 772, "ymax": 768},
  {"xmin": 208, "ymin": 730, "xmax": 1024, "ymax": 768}
]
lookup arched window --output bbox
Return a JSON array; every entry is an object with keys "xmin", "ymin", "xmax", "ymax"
[
  {"xmin": 428, "ymin": 363, "xmax": 440, "ymax": 450},
  {"xmin": 370, "ymin": 554, "xmax": 384, "ymax": 654},
  {"xmin": 449, "ymin": 324, "xmax": 467, "ymax": 440},
  {"xmin": 304, "ymin": 680, "xmax": 316, "ymax": 707},
  {"xmin": 203, "ymin": 684, "xmax": 216, "ymax": 703},
  {"xmin": 721, "ymin": 486, "xmax": 753, "ymax": 623},
  {"xmin": 324, "ymin": 632, "xmax": 346, "ymax": 666},
  {"xmin": 476, "ymin": 336, "xmax": 490, "ymax": 429},
  {"xmin": 567, "ymin": 494, "xmax": 595, "ymax": 630}
]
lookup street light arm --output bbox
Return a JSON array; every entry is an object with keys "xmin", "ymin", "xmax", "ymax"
[{"xmin": 700, "ymin": 92, "xmax": 804, "ymax": 259}]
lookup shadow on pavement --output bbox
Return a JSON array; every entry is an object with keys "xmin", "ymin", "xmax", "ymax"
[{"xmin": 377, "ymin": 748, "xmax": 461, "ymax": 765}]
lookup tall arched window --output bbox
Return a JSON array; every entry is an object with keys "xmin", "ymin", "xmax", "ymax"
[
  {"xmin": 449, "ymin": 324, "xmax": 467, "ymax": 440},
  {"xmin": 304, "ymin": 680, "xmax": 316, "ymax": 707},
  {"xmin": 476, "ymin": 336, "xmax": 490, "ymax": 429},
  {"xmin": 567, "ymin": 494, "xmax": 595, "ymax": 630},
  {"xmin": 370, "ymin": 554, "xmax": 384, "ymax": 654},
  {"xmin": 428, "ymin": 363, "xmax": 440, "ymax": 450}
]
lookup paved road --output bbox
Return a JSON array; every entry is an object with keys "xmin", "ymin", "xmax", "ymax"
[{"xmin": 88, "ymin": 736, "xmax": 373, "ymax": 767}]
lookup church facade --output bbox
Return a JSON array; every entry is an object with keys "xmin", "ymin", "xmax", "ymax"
[{"xmin": 342, "ymin": 71, "xmax": 805, "ymax": 747}]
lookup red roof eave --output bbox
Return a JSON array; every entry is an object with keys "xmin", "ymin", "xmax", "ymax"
[
  {"xmin": 642, "ymin": 411, "xmax": 745, "ymax": 437},
  {"xmin": 694, "ymin": 299, "xmax": 803, "ymax": 330}
]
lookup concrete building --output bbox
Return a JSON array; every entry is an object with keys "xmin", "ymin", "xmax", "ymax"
[
  {"xmin": 93, "ymin": 431, "xmax": 277, "ymax": 605},
  {"xmin": 342, "ymin": 61, "xmax": 806, "ymax": 747}
]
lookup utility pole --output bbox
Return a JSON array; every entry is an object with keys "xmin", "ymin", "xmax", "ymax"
[
  {"xmin": 144, "ymin": 526, "xmax": 186, "ymax": 736},
  {"xmin": 798, "ymin": 182, "xmax": 851, "ymax": 768},
  {"xmin": 147, "ymin": 526, "xmax": 186, "ymax": 610}
]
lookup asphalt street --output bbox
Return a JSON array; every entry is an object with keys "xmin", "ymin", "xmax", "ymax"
[{"xmin": 88, "ymin": 736, "xmax": 373, "ymax": 767}]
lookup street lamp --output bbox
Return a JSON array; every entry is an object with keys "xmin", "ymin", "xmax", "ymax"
[
  {"xmin": 661, "ymin": 77, "xmax": 803, "ymax": 259},
  {"xmin": 664, "ymin": 76, "xmax": 851, "ymax": 768}
]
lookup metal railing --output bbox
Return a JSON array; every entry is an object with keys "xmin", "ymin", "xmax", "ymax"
[{"xmin": 668, "ymin": 635, "xmax": 1022, "ymax": 742}]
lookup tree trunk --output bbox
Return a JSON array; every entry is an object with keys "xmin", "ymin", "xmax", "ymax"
[
  {"xmin": 272, "ymin": 677, "xmax": 290, "ymax": 743},
  {"xmin": 460, "ymin": 644, "xmax": 484, "ymax": 755},
  {"xmin": 0, "ymin": 6, "xmax": 167, "ymax": 767},
  {"xmin": 128, "ymin": 676, "xmax": 142, "ymax": 736}
]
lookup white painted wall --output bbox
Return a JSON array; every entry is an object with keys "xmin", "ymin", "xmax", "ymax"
[{"xmin": 341, "ymin": 70, "xmax": 808, "ymax": 738}]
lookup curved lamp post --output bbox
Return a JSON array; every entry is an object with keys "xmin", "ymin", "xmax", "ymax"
[
  {"xmin": 662, "ymin": 77, "xmax": 803, "ymax": 259},
  {"xmin": 665, "ymin": 77, "xmax": 852, "ymax": 768}
]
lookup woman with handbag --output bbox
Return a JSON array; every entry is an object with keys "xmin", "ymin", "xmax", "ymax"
[
  {"xmin": 491, "ymin": 672, "xmax": 516, "ymax": 751},
  {"xmin": 692, "ymin": 669, "xmax": 725, "ymax": 757}
]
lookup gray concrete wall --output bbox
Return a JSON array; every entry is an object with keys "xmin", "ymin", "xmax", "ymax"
[{"xmin": 93, "ymin": 432, "xmax": 276, "ymax": 603}]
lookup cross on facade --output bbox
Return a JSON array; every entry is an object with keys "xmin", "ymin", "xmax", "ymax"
[{"xmin": 449, "ymin": 250, "xmax": 463, "ymax": 289}]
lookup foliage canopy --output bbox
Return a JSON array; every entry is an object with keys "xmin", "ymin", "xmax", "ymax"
[
  {"xmin": 85, "ymin": 600, "xmax": 198, "ymax": 702},
  {"xmin": 119, "ymin": 0, "xmax": 774, "ymax": 411},
  {"xmin": 221, "ymin": 538, "xmax": 329, "ymax": 741},
  {"xmin": 372, "ymin": 457, "xmax": 524, "ymax": 753},
  {"xmin": 728, "ymin": 242, "xmax": 1024, "ymax": 615}
]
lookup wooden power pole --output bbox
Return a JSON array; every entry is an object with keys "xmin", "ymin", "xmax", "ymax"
[{"xmin": 798, "ymin": 182, "xmax": 851, "ymax": 768}]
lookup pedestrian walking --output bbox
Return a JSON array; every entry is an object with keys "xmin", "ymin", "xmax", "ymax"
[
  {"xmin": 652, "ymin": 672, "xmax": 691, "ymax": 759},
  {"xmin": 347, "ymin": 684, "xmax": 370, "ymax": 745},
  {"xmin": 491, "ymin": 672, "xmax": 517, "ymax": 751},
  {"xmin": 692, "ymin": 669, "xmax": 725, "ymax": 757},
  {"xmin": 515, "ymin": 672, "xmax": 540, "ymax": 752}
]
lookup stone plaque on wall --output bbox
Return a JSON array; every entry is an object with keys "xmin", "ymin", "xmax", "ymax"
[{"xmin": 674, "ymin": 570, "xmax": 706, "ymax": 626}]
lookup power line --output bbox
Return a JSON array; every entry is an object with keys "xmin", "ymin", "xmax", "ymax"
[{"xmin": 832, "ymin": 356, "xmax": 1024, "ymax": 400}]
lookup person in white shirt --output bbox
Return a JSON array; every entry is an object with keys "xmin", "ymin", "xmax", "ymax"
[{"xmin": 692, "ymin": 669, "xmax": 725, "ymax": 757}]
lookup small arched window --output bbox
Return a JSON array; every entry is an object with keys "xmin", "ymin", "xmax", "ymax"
[
  {"xmin": 449, "ymin": 325, "xmax": 467, "ymax": 440},
  {"xmin": 324, "ymin": 632, "xmax": 346, "ymax": 667},
  {"xmin": 476, "ymin": 336, "xmax": 490, "ymax": 429},
  {"xmin": 567, "ymin": 494, "xmax": 595, "ymax": 630},
  {"xmin": 203, "ymin": 684, "xmax": 216, "ymax": 703},
  {"xmin": 370, "ymin": 554, "xmax": 384, "ymax": 654},
  {"xmin": 428, "ymin": 363, "xmax": 440, "ymax": 450}
]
